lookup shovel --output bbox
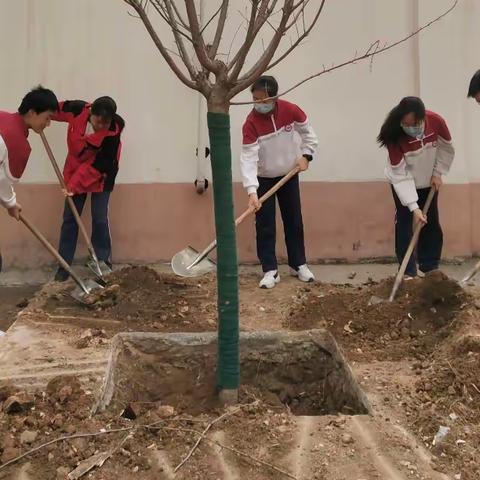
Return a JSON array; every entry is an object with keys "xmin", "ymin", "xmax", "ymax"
[
  {"xmin": 40, "ymin": 132, "xmax": 112, "ymax": 280},
  {"xmin": 172, "ymin": 165, "xmax": 301, "ymax": 277},
  {"xmin": 460, "ymin": 260, "xmax": 480, "ymax": 285},
  {"xmin": 19, "ymin": 213, "xmax": 103, "ymax": 304},
  {"xmin": 388, "ymin": 187, "xmax": 436, "ymax": 302}
]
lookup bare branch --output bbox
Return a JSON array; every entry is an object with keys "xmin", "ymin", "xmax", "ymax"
[
  {"xmin": 228, "ymin": 0, "xmax": 282, "ymax": 81},
  {"xmin": 150, "ymin": 0, "xmax": 194, "ymax": 43},
  {"xmin": 227, "ymin": 0, "xmax": 266, "ymax": 76},
  {"xmin": 184, "ymin": 0, "xmax": 219, "ymax": 73},
  {"xmin": 161, "ymin": 0, "xmax": 197, "ymax": 78},
  {"xmin": 209, "ymin": 0, "xmax": 229, "ymax": 60},
  {"xmin": 199, "ymin": 2, "xmax": 225, "ymax": 39},
  {"xmin": 225, "ymin": 18, "xmax": 247, "ymax": 64},
  {"xmin": 229, "ymin": 0, "xmax": 295, "ymax": 97},
  {"xmin": 123, "ymin": 0, "xmax": 198, "ymax": 90},
  {"xmin": 170, "ymin": 0, "xmax": 189, "ymax": 29},
  {"xmin": 266, "ymin": 0, "xmax": 326, "ymax": 71},
  {"xmin": 230, "ymin": 0, "xmax": 458, "ymax": 104}
]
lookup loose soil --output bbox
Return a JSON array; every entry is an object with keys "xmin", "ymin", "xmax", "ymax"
[
  {"xmin": 1, "ymin": 266, "xmax": 479, "ymax": 479},
  {"xmin": 0, "ymin": 286, "xmax": 39, "ymax": 332},
  {"xmin": 285, "ymin": 270, "xmax": 469, "ymax": 362}
]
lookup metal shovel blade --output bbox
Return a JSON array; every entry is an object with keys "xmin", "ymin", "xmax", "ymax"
[
  {"xmin": 86, "ymin": 258, "xmax": 112, "ymax": 279},
  {"xmin": 171, "ymin": 246, "xmax": 216, "ymax": 277},
  {"xmin": 70, "ymin": 278, "xmax": 104, "ymax": 304}
]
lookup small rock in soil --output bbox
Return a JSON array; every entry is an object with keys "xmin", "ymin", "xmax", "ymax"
[
  {"xmin": 20, "ymin": 430, "xmax": 38, "ymax": 444},
  {"xmin": 156, "ymin": 405, "xmax": 176, "ymax": 418},
  {"xmin": 341, "ymin": 433, "xmax": 354, "ymax": 444}
]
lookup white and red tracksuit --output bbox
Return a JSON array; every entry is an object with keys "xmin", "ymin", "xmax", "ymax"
[
  {"xmin": 384, "ymin": 110, "xmax": 455, "ymax": 276},
  {"xmin": 240, "ymin": 99, "xmax": 318, "ymax": 194},
  {"xmin": 385, "ymin": 110, "xmax": 454, "ymax": 211},
  {"xmin": 0, "ymin": 112, "xmax": 31, "ymax": 209},
  {"xmin": 240, "ymin": 99, "xmax": 318, "ymax": 271}
]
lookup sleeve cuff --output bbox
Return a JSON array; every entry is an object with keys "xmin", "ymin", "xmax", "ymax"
[
  {"xmin": 246, "ymin": 186, "xmax": 257, "ymax": 195},
  {"xmin": 407, "ymin": 202, "xmax": 419, "ymax": 212},
  {"xmin": 302, "ymin": 149, "xmax": 314, "ymax": 157},
  {"xmin": 1, "ymin": 194, "xmax": 17, "ymax": 209}
]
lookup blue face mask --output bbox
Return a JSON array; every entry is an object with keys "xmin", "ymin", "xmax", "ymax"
[
  {"xmin": 402, "ymin": 122, "xmax": 425, "ymax": 139},
  {"xmin": 254, "ymin": 102, "xmax": 274, "ymax": 115}
]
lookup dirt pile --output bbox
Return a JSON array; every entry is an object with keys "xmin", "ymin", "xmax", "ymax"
[
  {"xmin": 43, "ymin": 266, "xmax": 218, "ymax": 335},
  {"xmin": 285, "ymin": 271, "xmax": 470, "ymax": 361}
]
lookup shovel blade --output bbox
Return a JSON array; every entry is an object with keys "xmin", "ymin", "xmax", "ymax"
[
  {"xmin": 70, "ymin": 278, "xmax": 104, "ymax": 304},
  {"xmin": 171, "ymin": 246, "xmax": 216, "ymax": 277},
  {"xmin": 86, "ymin": 259, "xmax": 112, "ymax": 279}
]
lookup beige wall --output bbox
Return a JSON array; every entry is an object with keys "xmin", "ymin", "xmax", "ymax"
[{"xmin": 0, "ymin": 0, "xmax": 479, "ymax": 267}]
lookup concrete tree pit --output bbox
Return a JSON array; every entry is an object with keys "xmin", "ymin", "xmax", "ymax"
[{"xmin": 94, "ymin": 329, "xmax": 371, "ymax": 417}]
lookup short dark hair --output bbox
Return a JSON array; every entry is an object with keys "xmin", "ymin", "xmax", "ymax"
[
  {"xmin": 250, "ymin": 76, "xmax": 278, "ymax": 97},
  {"xmin": 91, "ymin": 96, "xmax": 117, "ymax": 121},
  {"xmin": 18, "ymin": 86, "xmax": 58, "ymax": 115},
  {"xmin": 468, "ymin": 70, "xmax": 480, "ymax": 98},
  {"xmin": 377, "ymin": 96, "xmax": 426, "ymax": 147}
]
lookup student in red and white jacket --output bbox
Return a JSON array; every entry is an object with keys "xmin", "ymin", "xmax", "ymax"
[
  {"xmin": 52, "ymin": 97, "xmax": 125, "ymax": 282},
  {"xmin": 0, "ymin": 87, "xmax": 58, "ymax": 219},
  {"xmin": 0, "ymin": 86, "xmax": 58, "ymax": 270},
  {"xmin": 240, "ymin": 76, "xmax": 318, "ymax": 289},
  {"xmin": 378, "ymin": 96, "xmax": 455, "ymax": 278}
]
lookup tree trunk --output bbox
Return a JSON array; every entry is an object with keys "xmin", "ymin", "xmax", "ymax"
[{"xmin": 207, "ymin": 92, "xmax": 239, "ymax": 403}]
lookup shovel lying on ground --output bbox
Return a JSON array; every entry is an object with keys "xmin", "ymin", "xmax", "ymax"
[
  {"xmin": 172, "ymin": 165, "xmax": 301, "ymax": 277},
  {"xmin": 19, "ymin": 213, "xmax": 103, "ymax": 304},
  {"xmin": 388, "ymin": 187, "xmax": 436, "ymax": 302},
  {"xmin": 460, "ymin": 260, "xmax": 480, "ymax": 285},
  {"xmin": 40, "ymin": 132, "xmax": 112, "ymax": 280}
]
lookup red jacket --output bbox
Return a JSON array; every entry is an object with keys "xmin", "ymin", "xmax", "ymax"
[
  {"xmin": 53, "ymin": 101, "xmax": 124, "ymax": 194},
  {"xmin": 0, "ymin": 111, "xmax": 31, "ymax": 179}
]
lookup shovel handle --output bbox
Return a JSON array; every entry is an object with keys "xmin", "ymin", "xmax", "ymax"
[
  {"xmin": 187, "ymin": 165, "xmax": 302, "ymax": 269},
  {"xmin": 389, "ymin": 187, "xmax": 436, "ymax": 301},
  {"xmin": 19, "ymin": 214, "xmax": 88, "ymax": 293},
  {"xmin": 235, "ymin": 165, "xmax": 301, "ymax": 226},
  {"xmin": 40, "ymin": 132, "xmax": 101, "ymax": 269}
]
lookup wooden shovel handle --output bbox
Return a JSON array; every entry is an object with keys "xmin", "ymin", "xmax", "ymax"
[
  {"xmin": 235, "ymin": 165, "xmax": 301, "ymax": 226},
  {"xmin": 40, "ymin": 132, "xmax": 99, "ymax": 263},
  {"xmin": 389, "ymin": 187, "xmax": 436, "ymax": 301},
  {"xmin": 19, "ymin": 214, "xmax": 85, "ymax": 289},
  {"xmin": 187, "ymin": 165, "xmax": 302, "ymax": 268}
]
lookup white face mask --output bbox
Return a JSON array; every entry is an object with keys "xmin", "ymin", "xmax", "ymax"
[
  {"xmin": 401, "ymin": 122, "xmax": 425, "ymax": 139},
  {"xmin": 254, "ymin": 102, "xmax": 274, "ymax": 114}
]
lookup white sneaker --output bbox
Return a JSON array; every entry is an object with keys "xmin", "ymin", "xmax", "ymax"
[
  {"xmin": 259, "ymin": 270, "xmax": 280, "ymax": 289},
  {"xmin": 291, "ymin": 264, "xmax": 315, "ymax": 283}
]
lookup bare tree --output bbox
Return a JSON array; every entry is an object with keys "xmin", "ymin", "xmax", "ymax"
[{"xmin": 121, "ymin": 0, "xmax": 457, "ymax": 403}]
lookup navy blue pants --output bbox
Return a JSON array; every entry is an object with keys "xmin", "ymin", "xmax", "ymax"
[
  {"xmin": 57, "ymin": 192, "xmax": 112, "ymax": 267},
  {"xmin": 255, "ymin": 174, "xmax": 306, "ymax": 272},
  {"xmin": 392, "ymin": 186, "xmax": 442, "ymax": 277}
]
